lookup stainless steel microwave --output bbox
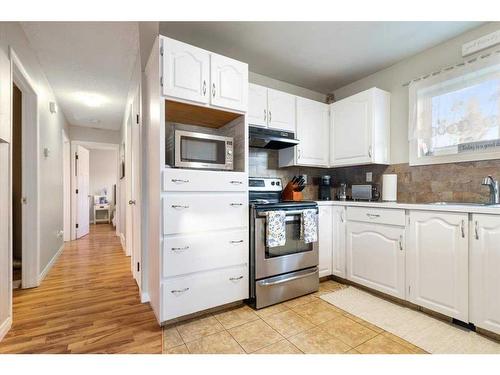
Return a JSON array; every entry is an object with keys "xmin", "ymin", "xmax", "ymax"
[{"xmin": 167, "ymin": 130, "xmax": 234, "ymax": 170}]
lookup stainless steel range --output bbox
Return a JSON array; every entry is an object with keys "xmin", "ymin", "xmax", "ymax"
[{"xmin": 249, "ymin": 177, "xmax": 319, "ymax": 309}]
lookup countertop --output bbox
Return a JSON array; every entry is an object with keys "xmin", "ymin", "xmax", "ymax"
[{"xmin": 315, "ymin": 200, "xmax": 500, "ymax": 215}]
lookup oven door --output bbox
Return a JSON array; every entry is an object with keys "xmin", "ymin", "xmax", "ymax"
[
  {"xmin": 175, "ymin": 130, "xmax": 232, "ymax": 170},
  {"xmin": 255, "ymin": 209, "xmax": 318, "ymax": 280}
]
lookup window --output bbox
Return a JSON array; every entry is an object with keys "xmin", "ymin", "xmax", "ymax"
[{"xmin": 409, "ymin": 54, "xmax": 500, "ymax": 165}]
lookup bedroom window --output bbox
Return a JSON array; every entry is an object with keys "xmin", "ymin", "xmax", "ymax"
[{"xmin": 409, "ymin": 54, "xmax": 500, "ymax": 166}]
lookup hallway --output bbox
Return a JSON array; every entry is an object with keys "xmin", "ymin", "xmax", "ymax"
[{"xmin": 0, "ymin": 225, "xmax": 162, "ymax": 354}]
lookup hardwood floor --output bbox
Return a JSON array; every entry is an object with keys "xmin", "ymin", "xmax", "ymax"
[{"xmin": 0, "ymin": 224, "xmax": 162, "ymax": 354}]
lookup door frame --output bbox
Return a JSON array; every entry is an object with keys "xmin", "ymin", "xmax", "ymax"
[
  {"xmin": 70, "ymin": 141, "xmax": 119, "ymax": 240},
  {"xmin": 10, "ymin": 48, "xmax": 40, "ymax": 289},
  {"xmin": 62, "ymin": 129, "xmax": 71, "ymax": 242}
]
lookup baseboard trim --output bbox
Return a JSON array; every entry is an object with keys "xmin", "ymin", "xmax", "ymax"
[
  {"xmin": 141, "ymin": 291, "xmax": 150, "ymax": 303},
  {"xmin": 0, "ymin": 316, "xmax": 12, "ymax": 342},
  {"xmin": 38, "ymin": 243, "xmax": 64, "ymax": 284},
  {"xmin": 119, "ymin": 233, "xmax": 126, "ymax": 253}
]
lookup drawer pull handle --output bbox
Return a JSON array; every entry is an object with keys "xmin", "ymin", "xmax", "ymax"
[
  {"xmin": 171, "ymin": 179, "xmax": 189, "ymax": 183},
  {"xmin": 171, "ymin": 246, "xmax": 189, "ymax": 252},
  {"xmin": 172, "ymin": 205, "xmax": 189, "ymax": 209},
  {"xmin": 230, "ymin": 240, "xmax": 244, "ymax": 244},
  {"xmin": 366, "ymin": 213, "xmax": 380, "ymax": 219},
  {"xmin": 230, "ymin": 203, "xmax": 243, "ymax": 207},
  {"xmin": 171, "ymin": 288, "xmax": 189, "ymax": 295},
  {"xmin": 229, "ymin": 276, "xmax": 244, "ymax": 281},
  {"xmin": 230, "ymin": 180, "xmax": 243, "ymax": 185}
]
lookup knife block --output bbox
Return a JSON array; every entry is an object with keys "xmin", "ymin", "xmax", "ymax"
[{"xmin": 282, "ymin": 182, "xmax": 303, "ymax": 201}]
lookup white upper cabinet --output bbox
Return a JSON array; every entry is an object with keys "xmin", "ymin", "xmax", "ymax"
[
  {"xmin": 161, "ymin": 36, "xmax": 248, "ymax": 113},
  {"xmin": 248, "ymin": 83, "xmax": 268, "ymax": 127},
  {"xmin": 330, "ymin": 87, "xmax": 390, "ymax": 167},
  {"xmin": 162, "ymin": 37, "xmax": 210, "ymax": 105},
  {"xmin": 248, "ymin": 84, "xmax": 296, "ymax": 131},
  {"xmin": 470, "ymin": 214, "xmax": 500, "ymax": 335},
  {"xmin": 294, "ymin": 97, "xmax": 329, "ymax": 167},
  {"xmin": 407, "ymin": 211, "xmax": 468, "ymax": 322},
  {"xmin": 210, "ymin": 54, "xmax": 248, "ymax": 112},
  {"xmin": 267, "ymin": 89, "xmax": 296, "ymax": 132}
]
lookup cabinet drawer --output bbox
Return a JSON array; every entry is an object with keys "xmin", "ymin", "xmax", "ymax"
[
  {"xmin": 347, "ymin": 206, "xmax": 405, "ymax": 226},
  {"xmin": 163, "ymin": 169, "xmax": 247, "ymax": 192},
  {"xmin": 162, "ymin": 193, "xmax": 248, "ymax": 235},
  {"xmin": 161, "ymin": 265, "xmax": 249, "ymax": 321},
  {"xmin": 163, "ymin": 229, "xmax": 248, "ymax": 278}
]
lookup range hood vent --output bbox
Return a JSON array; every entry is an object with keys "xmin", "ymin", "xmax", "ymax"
[{"xmin": 248, "ymin": 126, "xmax": 299, "ymax": 150}]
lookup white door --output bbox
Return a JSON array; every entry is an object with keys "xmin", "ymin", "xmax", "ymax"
[
  {"xmin": 407, "ymin": 211, "xmax": 468, "ymax": 322},
  {"xmin": 248, "ymin": 83, "xmax": 267, "ymax": 127},
  {"xmin": 346, "ymin": 222, "xmax": 405, "ymax": 299},
  {"xmin": 267, "ymin": 88, "xmax": 296, "ymax": 132},
  {"xmin": 63, "ymin": 131, "xmax": 71, "ymax": 242},
  {"xmin": 296, "ymin": 97, "xmax": 329, "ymax": 167},
  {"xmin": 131, "ymin": 90, "xmax": 142, "ymax": 288},
  {"xmin": 75, "ymin": 145, "xmax": 90, "ymax": 238},
  {"xmin": 331, "ymin": 91, "xmax": 372, "ymax": 166},
  {"xmin": 470, "ymin": 214, "xmax": 500, "ymax": 334},
  {"xmin": 318, "ymin": 205, "xmax": 333, "ymax": 278},
  {"xmin": 332, "ymin": 206, "xmax": 346, "ymax": 278},
  {"xmin": 210, "ymin": 53, "xmax": 248, "ymax": 112},
  {"xmin": 162, "ymin": 37, "xmax": 210, "ymax": 105}
]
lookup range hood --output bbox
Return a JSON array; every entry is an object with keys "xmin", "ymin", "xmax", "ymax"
[{"xmin": 248, "ymin": 126, "xmax": 300, "ymax": 150}]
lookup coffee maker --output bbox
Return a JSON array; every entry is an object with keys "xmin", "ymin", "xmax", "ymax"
[{"xmin": 318, "ymin": 175, "xmax": 332, "ymax": 201}]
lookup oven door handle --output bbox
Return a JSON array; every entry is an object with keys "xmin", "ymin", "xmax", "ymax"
[
  {"xmin": 256, "ymin": 209, "xmax": 317, "ymax": 217},
  {"xmin": 258, "ymin": 268, "xmax": 318, "ymax": 287}
]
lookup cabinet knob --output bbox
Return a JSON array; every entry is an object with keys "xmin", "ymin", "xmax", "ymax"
[
  {"xmin": 475, "ymin": 220, "xmax": 479, "ymax": 240},
  {"xmin": 202, "ymin": 80, "xmax": 207, "ymax": 96},
  {"xmin": 212, "ymin": 83, "xmax": 216, "ymax": 98}
]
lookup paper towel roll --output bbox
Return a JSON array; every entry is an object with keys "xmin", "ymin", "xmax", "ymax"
[{"xmin": 382, "ymin": 174, "xmax": 398, "ymax": 202}]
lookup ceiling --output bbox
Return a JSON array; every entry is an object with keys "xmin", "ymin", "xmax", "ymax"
[
  {"xmin": 160, "ymin": 21, "xmax": 483, "ymax": 93},
  {"xmin": 21, "ymin": 22, "xmax": 139, "ymax": 131}
]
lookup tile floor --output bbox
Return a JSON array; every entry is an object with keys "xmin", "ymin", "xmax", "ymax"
[{"xmin": 163, "ymin": 280, "xmax": 428, "ymax": 354}]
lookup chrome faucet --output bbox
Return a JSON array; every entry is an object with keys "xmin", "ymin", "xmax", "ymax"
[{"xmin": 482, "ymin": 175, "xmax": 500, "ymax": 204}]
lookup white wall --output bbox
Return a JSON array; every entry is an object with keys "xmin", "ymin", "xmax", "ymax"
[
  {"xmin": 89, "ymin": 149, "xmax": 118, "ymax": 222},
  {"xmin": 249, "ymin": 71, "xmax": 326, "ymax": 102},
  {"xmin": 0, "ymin": 22, "xmax": 70, "ymax": 337},
  {"xmin": 69, "ymin": 125, "xmax": 121, "ymax": 145},
  {"xmin": 332, "ymin": 22, "xmax": 500, "ymax": 164}
]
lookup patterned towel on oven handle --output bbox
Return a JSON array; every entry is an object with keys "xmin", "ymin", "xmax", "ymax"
[
  {"xmin": 266, "ymin": 210, "xmax": 286, "ymax": 248},
  {"xmin": 301, "ymin": 209, "xmax": 318, "ymax": 244}
]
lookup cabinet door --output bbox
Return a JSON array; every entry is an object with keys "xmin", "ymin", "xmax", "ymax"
[
  {"xmin": 267, "ymin": 89, "xmax": 296, "ymax": 132},
  {"xmin": 210, "ymin": 54, "xmax": 248, "ymax": 112},
  {"xmin": 296, "ymin": 98, "xmax": 329, "ymax": 167},
  {"xmin": 470, "ymin": 214, "xmax": 500, "ymax": 334},
  {"xmin": 331, "ymin": 90, "xmax": 372, "ymax": 166},
  {"xmin": 162, "ymin": 37, "xmax": 210, "ymax": 104},
  {"xmin": 248, "ymin": 84, "xmax": 268, "ymax": 127},
  {"xmin": 346, "ymin": 222, "xmax": 405, "ymax": 299},
  {"xmin": 407, "ymin": 211, "xmax": 468, "ymax": 322},
  {"xmin": 332, "ymin": 206, "xmax": 346, "ymax": 278},
  {"xmin": 318, "ymin": 206, "xmax": 333, "ymax": 278}
]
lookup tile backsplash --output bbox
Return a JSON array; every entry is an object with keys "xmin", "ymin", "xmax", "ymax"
[{"xmin": 249, "ymin": 148, "xmax": 500, "ymax": 203}]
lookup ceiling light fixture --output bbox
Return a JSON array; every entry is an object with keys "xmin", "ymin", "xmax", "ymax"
[{"xmin": 74, "ymin": 92, "xmax": 108, "ymax": 108}]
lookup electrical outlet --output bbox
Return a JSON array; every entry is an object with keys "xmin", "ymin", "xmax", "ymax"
[{"xmin": 366, "ymin": 172, "xmax": 373, "ymax": 183}]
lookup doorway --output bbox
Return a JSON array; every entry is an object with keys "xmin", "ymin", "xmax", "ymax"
[{"xmin": 12, "ymin": 84, "xmax": 22, "ymax": 289}]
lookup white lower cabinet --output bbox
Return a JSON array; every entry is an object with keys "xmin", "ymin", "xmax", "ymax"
[
  {"xmin": 407, "ymin": 211, "xmax": 469, "ymax": 322},
  {"xmin": 346, "ymin": 221, "xmax": 405, "ymax": 299},
  {"xmin": 162, "ymin": 264, "xmax": 248, "ymax": 321},
  {"xmin": 318, "ymin": 206, "xmax": 333, "ymax": 278},
  {"xmin": 470, "ymin": 214, "xmax": 500, "ymax": 334},
  {"xmin": 332, "ymin": 206, "xmax": 346, "ymax": 278}
]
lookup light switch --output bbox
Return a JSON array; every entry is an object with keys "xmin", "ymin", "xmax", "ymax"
[{"xmin": 366, "ymin": 172, "xmax": 373, "ymax": 183}]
